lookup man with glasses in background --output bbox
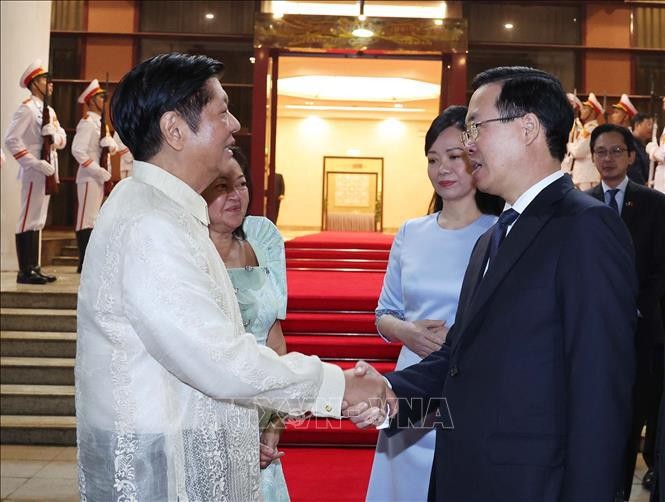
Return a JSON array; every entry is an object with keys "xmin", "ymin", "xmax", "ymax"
[
  {"xmin": 587, "ymin": 123, "xmax": 665, "ymax": 501},
  {"xmin": 351, "ymin": 66, "xmax": 638, "ymax": 501}
]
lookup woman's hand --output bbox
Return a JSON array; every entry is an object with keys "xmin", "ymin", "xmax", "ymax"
[
  {"xmin": 259, "ymin": 420, "xmax": 285, "ymax": 469},
  {"xmin": 402, "ymin": 320, "xmax": 447, "ymax": 359}
]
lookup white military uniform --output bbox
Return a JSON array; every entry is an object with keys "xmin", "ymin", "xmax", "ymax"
[
  {"xmin": 568, "ymin": 119, "xmax": 600, "ymax": 188},
  {"xmin": 4, "ymin": 95, "xmax": 66, "ymax": 232},
  {"xmin": 71, "ymin": 111, "xmax": 115, "ymax": 231},
  {"xmin": 113, "ymin": 131, "xmax": 134, "ymax": 178}
]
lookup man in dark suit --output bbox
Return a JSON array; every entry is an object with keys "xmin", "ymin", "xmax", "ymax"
[
  {"xmin": 586, "ymin": 123, "xmax": 665, "ymax": 500},
  {"xmin": 348, "ymin": 67, "xmax": 638, "ymax": 501}
]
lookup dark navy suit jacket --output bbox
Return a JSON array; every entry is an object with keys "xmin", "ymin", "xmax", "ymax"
[{"xmin": 386, "ymin": 175, "xmax": 638, "ymax": 502}]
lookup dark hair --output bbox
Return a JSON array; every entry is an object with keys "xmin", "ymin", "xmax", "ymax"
[
  {"xmin": 630, "ymin": 112, "xmax": 651, "ymax": 128},
  {"xmin": 228, "ymin": 145, "xmax": 252, "ymax": 240},
  {"xmin": 111, "ymin": 53, "xmax": 224, "ymax": 161},
  {"xmin": 471, "ymin": 66, "xmax": 573, "ymax": 162},
  {"xmin": 590, "ymin": 123, "xmax": 636, "ymax": 154},
  {"xmin": 425, "ymin": 106, "xmax": 503, "ymax": 216}
]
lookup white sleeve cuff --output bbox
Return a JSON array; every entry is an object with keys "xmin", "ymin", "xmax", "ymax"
[{"xmin": 310, "ymin": 362, "xmax": 345, "ymax": 418}]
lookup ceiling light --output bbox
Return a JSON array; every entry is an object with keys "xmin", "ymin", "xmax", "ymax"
[
  {"xmin": 393, "ymin": 103, "xmax": 404, "ymax": 108},
  {"xmin": 352, "ymin": 27, "xmax": 374, "ymax": 38},
  {"xmin": 358, "ymin": 14, "xmax": 367, "ymax": 21},
  {"xmin": 504, "ymin": 23, "xmax": 514, "ymax": 30},
  {"xmin": 249, "ymin": 57, "xmax": 256, "ymax": 64},
  {"xmin": 278, "ymin": 76, "xmax": 439, "ymax": 102},
  {"xmin": 273, "ymin": 12, "xmax": 284, "ymax": 19},
  {"xmin": 285, "ymin": 105, "xmax": 425, "ymax": 113},
  {"xmin": 434, "ymin": 19, "xmax": 443, "ymax": 26},
  {"xmin": 205, "ymin": 13, "xmax": 214, "ymax": 20}
]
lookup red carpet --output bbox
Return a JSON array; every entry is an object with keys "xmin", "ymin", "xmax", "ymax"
[
  {"xmin": 286, "ymin": 258, "xmax": 388, "ymax": 271},
  {"xmin": 282, "ymin": 417, "xmax": 379, "ymax": 446},
  {"xmin": 281, "ymin": 446, "xmax": 375, "ymax": 501},
  {"xmin": 286, "ymin": 231, "xmax": 394, "ymax": 250},
  {"xmin": 286, "ymin": 248, "xmax": 390, "ymax": 261},
  {"xmin": 287, "ymin": 270, "xmax": 385, "ymax": 312},
  {"xmin": 283, "ymin": 312, "xmax": 376, "ymax": 334}
]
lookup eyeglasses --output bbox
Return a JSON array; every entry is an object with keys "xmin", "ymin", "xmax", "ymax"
[
  {"xmin": 592, "ymin": 147, "xmax": 629, "ymax": 159},
  {"xmin": 461, "ymin": 115, "xmax": 525, "ymax": 146}
]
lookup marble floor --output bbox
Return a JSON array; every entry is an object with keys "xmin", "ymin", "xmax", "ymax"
[{"xmin": 0, "ymin": 444, "xmax": 655, "ymax": 501}]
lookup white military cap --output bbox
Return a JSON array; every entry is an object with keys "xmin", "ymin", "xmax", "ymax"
[
  {"xmin": 567, "ymin": 93, "xmax": 583, "ymax": 111},
  {"xmin": 583, "ymin": 92, "xmax": 604, "ymax": 115},
  {"xmin": 19, "ymin": 60, "xmax": 48, "ymax": 89},
  {"xmin": 78, "ymin": 79, "xmax": 105, "ymax": 104},
  {"xmin": 612, "ymin": 94, "xmax": 638, "ymax": 118}
]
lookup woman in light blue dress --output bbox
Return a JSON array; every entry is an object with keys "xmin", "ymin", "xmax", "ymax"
[
  {"xmin": 366, "ymin": 107, "xmax": 502, "ymax": 501},
  {"xmin": 203, "ymin": 146, "xmax": 290, "ymax": 502}
]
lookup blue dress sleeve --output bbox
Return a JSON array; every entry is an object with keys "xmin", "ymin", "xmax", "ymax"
[
  {"xmin": 243, "ymin": 216, "xmax": 287, "ymax": 319},
  {"xmin": 376, "ymin": 222, "xmax": 407, "ymax": 325}
]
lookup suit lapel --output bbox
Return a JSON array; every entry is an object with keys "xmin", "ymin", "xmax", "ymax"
[{"xmin": 451, "ymin": 176, "xmax": 574, "ymax": 355}]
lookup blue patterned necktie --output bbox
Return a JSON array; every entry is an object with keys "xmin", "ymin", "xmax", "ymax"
[
  {"xmin": 487, "ymin": 208, "xmax": 520, "ymax": 267},
  {"xmin": 606, "ymin": 189, "xmax": 620, "ymax": 213}
]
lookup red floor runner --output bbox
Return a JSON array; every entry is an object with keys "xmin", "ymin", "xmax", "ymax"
[
  {"xmin": 287, "ymin": 270, "xmax": 384, "ymax": 312},
  {"xmin": 287, "ymin": 258, "xmax": 388, "ymax": 271},
  {"xmin": 286, "ymin": 231, "xmax": 394, "ymax": 250},
  {"xmin": 282, "ymin": 416, "xmax": 379, "ymax": 446},
  {"xmin": 280, "ymin": 446, "xmax": 375, "ymax": 501},
  {"xmin": 283, "ymin": 312, "xmax": 377, "ymax": 334},
  {"xmin": 286, "ymin": 248, "xmax": 390, "ymax": 260}
]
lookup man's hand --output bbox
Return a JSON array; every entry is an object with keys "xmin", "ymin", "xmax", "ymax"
[
  {"xmin": 341, "ymin": 360, "xmax": 398, "ymax": 429},
  {"xmin": 259, "ymin": 428, "xmax": 284, "ymax": 469},
  {"xmin": 403, "ymin": 320, "xmax": 447, "ymax": 359}
]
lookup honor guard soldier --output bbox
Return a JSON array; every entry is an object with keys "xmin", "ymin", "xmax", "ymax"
[
  {"xmin": 71, "ymin": 79, "xmax": 118, "ymax": 272},
  {"xmin": 610, "ymin": 93, "xmax": 638, "ymax": 128},
  {"xmin": 4, "ymin": 60, "xmax": 67, "ymax": 284},
  {"xmin": 564, "ymin": 92, "xmax": 603, "ymax": 190},
  {"xmin": 561, "ymin": 93, "xmax": 583, "ymax": 173},
  {"xmin": 113, "ymin": 130, "xmax": 134, "ymax": 178}
]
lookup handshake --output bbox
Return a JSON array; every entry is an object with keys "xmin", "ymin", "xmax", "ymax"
[{"xmin": 341, "ymin": 360, "xmax": 398, "ymax": 429}]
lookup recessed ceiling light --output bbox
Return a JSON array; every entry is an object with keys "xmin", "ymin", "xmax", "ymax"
[
  {"xmin": 504, "ymin": 23, "xmax": 514, "ymax": 30},
  {"xmin": 273, "ymin": 12, "xmax": 284, "ymax": 19},
  {"xmin": 434, "ymin": 19, "xmax": 443, "ymax": 26},
  {"xmin": 352, "ymin": 27, "xmax": 374, "ymax": 38},
  {"xmin": 285, "ymin": 105, "xmax": 426, "ymax": 113},
  {"xmin": 205, "ymin": 13, "xmax": 214, "ymax": 20},
  {"xmin": 249, "ymin": 57, "xmax": 256, "ymax": 64},
  {"xmin": 394, "ymin": 103, "xmax": 404, "ymax": 108},
  {"xmin": 279, "ymin": 76, "xmax": 439, "ymax": 102}
]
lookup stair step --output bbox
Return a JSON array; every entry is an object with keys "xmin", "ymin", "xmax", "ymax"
[
  {"xmin": 0, "ymin": 415, "xmax": 76, "ymax": 445},
  {"xmin": 286, "ymin": 334, "xmax": 400, "ymax": 359},
  {"xmin": 286, "ymin": 258, "xmax": 387, "ymax": 271},
  {"xmin": 328, "ymin": 360, "xmax": 395, "ymax": 374},
  {"xmin": 0, "ymin": 331, "xmax": 76, "ymax": 357},
  {"xmin": 283, "ymin": 312, "xmax": 376, "ymax": 334},
  {"xmin": 0, "ymin": 357, "xmax": 75, "ymax": 385},
  {"xmin": 281, "ymin": 416, "xmax": 378, "ymax": 446},
  {"xmin": 0, "ymin": 308, "xmax": 77, "ymax": 332},
  {"xmin": 60, "ymin": 246, "xmax": 79, "ymax": 257},
  {"xmin": 0, "ymin": 289, "xmax": 77, "ymax": 309},
  {"xmin": 1, "ymin": 385, "xmax": 75, "ymax": 415},
  {"xmin": 51, "ymin": 256, "xmax": 78, "ymax": 266},
  {"xmin": 286, "ymin": 248, "xmax": 389, "ymax": 260}
]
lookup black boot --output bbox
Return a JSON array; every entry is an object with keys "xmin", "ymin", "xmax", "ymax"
[
  {"xmin": 30, "ymin": 230, "xmax": 56, "ymax": 282},
  {"xmin": 76, "ymin": 228, "xmax": 93, "ymax": 274},
  {"xmin": 15, "ymin": 232, "xmax": 47, "ymax": 284}
]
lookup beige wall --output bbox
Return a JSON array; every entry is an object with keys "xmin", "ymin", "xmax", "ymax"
[{"xmin": 275, "ymin": 117, "xmax": 435, "ymax": 232}]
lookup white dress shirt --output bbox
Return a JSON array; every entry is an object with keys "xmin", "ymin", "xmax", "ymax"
[
  {"xmin": 601, "ymin": 176, "xmax": 629, "ymax": 215},
  {"xmin": 76, "ymin": 160, "xmax": 344, "ymax": 501}
]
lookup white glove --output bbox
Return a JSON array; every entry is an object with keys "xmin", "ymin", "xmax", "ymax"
[
  {"xmin": 31, "ymin": 158, "xmax": 56, "ymax": 176},
  {"xmin": 100, "ymin": 135, "xmax": 118, "ymax": 154},
  {"xmin": 41, "ymin": 123, "xmax": 57, "ymax": 137},
  {"xmin": 93, "ymin": 166, "xmax": 112, "ymax": 183}
]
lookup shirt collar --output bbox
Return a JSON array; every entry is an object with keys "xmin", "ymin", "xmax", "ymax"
[
  {"xmin": 132, "ymin": 160, "xmax": 210, "ymax": 226},
  {"xmin": 601, "ymin": 176, "xmax": 629, "ymax": 194},
  {"xmin": 87, "ymin": 111, "xmax": 100, "ymax": 120},
  {"xmin": 506, "ymin": 170, "xmax": 564, "ymax": 215}
]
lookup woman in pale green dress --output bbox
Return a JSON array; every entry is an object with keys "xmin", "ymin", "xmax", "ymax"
[{"xmin": 203, "ymin": 146, "xmax": 290, "ymax": 502}]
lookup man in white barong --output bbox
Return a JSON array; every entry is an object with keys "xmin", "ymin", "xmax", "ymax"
[{"xmin": 75, "ymin": 53, "xmax": 392, "ymax": 501}]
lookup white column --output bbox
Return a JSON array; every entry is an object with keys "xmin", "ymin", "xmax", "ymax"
[{"xmin": 1, "ymin": 1, "xmax": 52, "ymax": 271}]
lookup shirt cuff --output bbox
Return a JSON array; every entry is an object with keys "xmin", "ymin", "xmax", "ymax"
[{"xmin": 310, "ymin": 362, "xmax": 345, "ymax": 419}]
